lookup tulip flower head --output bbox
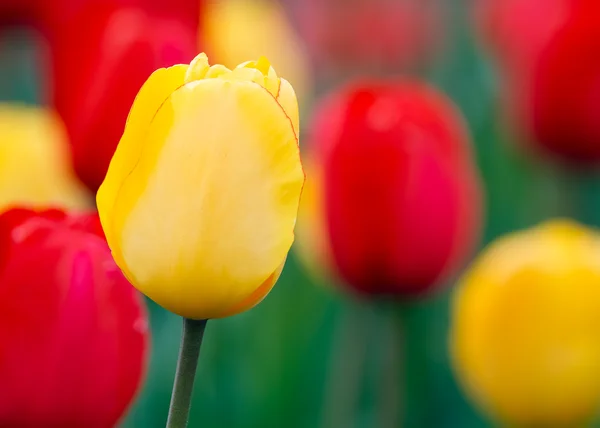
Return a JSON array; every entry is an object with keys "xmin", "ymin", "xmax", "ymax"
[
  {"xmin": 0, "ymin": 104, "xmax": 91, "ymax": 213},
  {"xmin": 474, "ymin": 0, "xmax": 600, "ymax": 164},
  {"xmin": 451, "ymin": 220, "xmax": 600, "ymax": 427},
  {"xmin": 98, "ymin": 53, "xmax": 304, "ymax": 320},
  {"xmin": 48, "ymin": 1, "xmax": 200, "ymax": 191},
  {"xmin": 0, "ymin": 208, "xmax": 148, "ymax": 426},
  {"xmin": 297, "ymin": 80, "xmax": 482, "ymax": 297},
  {"xmin": 530, "ymin": 5, "xmax": 600, "ymax": 163}
]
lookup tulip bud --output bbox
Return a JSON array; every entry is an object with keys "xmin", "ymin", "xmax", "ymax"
[
  {"xmin": 0, "ymin": 104, "xmax": 91, "ymax": 212},
  {"xmin": 0, "ymin": 208, "xmax": 148, "ymax": 426},
  {"xmin": 296, "ymin": 80, "xmax": 482, "ymax": 297},
  {"xmin": 473, "ymin": 0, "xmax": 600, "ymax": 164},
  {"xmin": 47, "ymin": 2, "xmax": 199, "ymax": 192},
  {"xmin": 530, "ymin": 5, "xmax": 600, "ymax": 162},
  {"xmin": 97, "ymin": 53, "xmax": 305, "ymax": 320},
  {"xmin": 451, "ymin": 220, "xmax": 600, "ymax": 427}
]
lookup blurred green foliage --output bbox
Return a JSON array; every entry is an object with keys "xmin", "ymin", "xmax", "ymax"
[{"xmin": 4, "ymin": 1, "xmax": 600, "ymax": 426}]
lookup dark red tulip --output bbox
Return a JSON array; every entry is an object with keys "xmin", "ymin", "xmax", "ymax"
[
  {"xmin": 298, "ymin": 80, "xmax": 482, "ymax": 297},
  {"xmin": 472, "ymin": 0, "xmax": 570, "ymax": 142},
  {"xmin": 530, "ymin": 5, "xmax": 600, "ymax": 162},
  {"xmin": 474, "ymin": 0, "xmax": 600, "ymax": 163},
  {"xmin": 45, "ymin": 1, "xmax": 200, "ymax": 191},
  {"xmin": 0, "ymin": 208, "xmax": 148, "ymax": 426},
  {"xmin": 0, "ymin": 0, "xmax": 41, "ymax": 25}
]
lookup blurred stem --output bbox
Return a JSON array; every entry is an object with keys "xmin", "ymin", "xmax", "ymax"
[
  {"xmin": 397, "ymin": 303, "xmax": 429, "ymax": 428},
  {"xmin": 320, "ymin": 300, "xmax": 369, "ymax": 428},
  {"xmin": 166, "ymin": 318, "xmax": 208, "ymax": 428},
  {"xmin": 375, "ymin": 304, "xmax": 401, "ymax": 428}
]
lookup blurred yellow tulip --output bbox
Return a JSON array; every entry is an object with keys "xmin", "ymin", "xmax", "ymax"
[
  {"xmin": 0, "ymin": 104, "xmax": 91, "ymax": 212},
  {"xmin": 451, "ymin": 220, "xmax": 600, "ymax": 427},
  {"xmin": 97, "ymin": 53, "xmax": 304, "ymax": 320},
  {"xmin": 203, "ymin": 0, "xmax": 312, "ymax": 103}
]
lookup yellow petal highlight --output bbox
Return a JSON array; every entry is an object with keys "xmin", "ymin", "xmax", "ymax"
[
  {"xmin": 0, "ymin": 104, "xmax": 91, "ymax": 212},
  {"xmin": 451, "ymin": 220, "xmax": 600, "ymax": 427},
  {"xmin": 105, "ymin": 77, "xmax": 303, "ymax": 320}
]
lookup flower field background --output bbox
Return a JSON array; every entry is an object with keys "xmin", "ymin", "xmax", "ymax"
[{"xmin": 2, "ymin": 0, "xmax": 600, "ymax": 427}]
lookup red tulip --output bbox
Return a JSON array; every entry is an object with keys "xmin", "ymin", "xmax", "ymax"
[
  {"xmin": 0, "ymin": 208, "xmax": 148, "ymax": 426},
  {"xmin": 530, "ymin": 4, "xmax": 600, "ymax": 162},
  {"xmin": 45, "ymin": 1, "xmax": 200, "ymax": 191},
  {"xmin": 472, "ymin": 0, "xmax": 570, "ymax": 143},
  {"xmin": 297, "ymin": 80, "xmax": 482, "ymax": 297},
  {"xmin": 474, "ymin": 0, "xmax": 600, "ymax": 163},
  {"xmin": 473, "ymin": 0, "xmax": 569, "ymax": 74},
  {"xmin": 0, "ymin": 0, "xmax": 41, "ymax": 25}
]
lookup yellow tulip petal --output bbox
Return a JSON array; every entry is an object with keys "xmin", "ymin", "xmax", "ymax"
[
  {"xmin": 277, "ymin": 78, "xmax": 299, "ymax": 137},
  {"xmin": 111, "ymin": 78, "xmax": 303, "ymax": 319},
  {"xmin": 97, "ymin": 64, "xmax": 188, "ymax": 246},
  {"xmin": 222, "ymin": 67, "xmax": 267, "ymax": 88},
  {"xmin": 217, "ymin": 258, "xmax": 286, "ymax": 318},
  {"xmin": 184, "ymin": 52, "xmax": 210, "ymax": 83},
  {"xmin": 204, "ymin": 64, "xmax": 231, "ymax": 79}
]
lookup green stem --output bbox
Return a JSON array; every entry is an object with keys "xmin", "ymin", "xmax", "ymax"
[
  {"xmin": 375, "ymin": 304, "xmax": 401, "ymax": 428},
  {"xmin": 397, "ymin": 303, "xmax": 429, "ymax": 428},
  {"xmin": 166, "ymin": 318, "xmax": 208, "ymax": 428},
  {"xmin": 320, "ymin": 300, "xmax": 368, "ymax": 428}
]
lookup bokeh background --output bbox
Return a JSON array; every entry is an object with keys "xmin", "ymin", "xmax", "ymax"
[{"xmin": 2, "ymin": 0, "xmax": 600, "ymax": 427}]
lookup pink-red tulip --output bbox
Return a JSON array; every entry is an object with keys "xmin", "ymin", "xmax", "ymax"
[
  {"xmin": 0, "ymin": 208, "xmax": 148, "ymax": 426},
  {"xmin": 297, "ymin": 80, "xmax": 482, "ymax": 297},
  {"xmin": 45, "ymin": 1, "xmax": 200, "ymax": 191}
]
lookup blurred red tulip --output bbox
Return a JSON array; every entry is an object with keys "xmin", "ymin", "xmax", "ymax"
[
  {"xmin": 473, "ymin": 0, "xmax": 568, "ymax": 74},
  {"xmin": 0, "ymin": 0, "xmax": 41, "ymax": 25},
  {"xmin": 473, "ymin": 0, "xmax": 570, "ymax": 145},
  {"xmin": 0, "ymin": 208, "xmax": 148, "ymax": 426},
  {"xmin": 530, "ymin": 5, "xmax": 600, "ymax": 162},
  {"xmin": 46, "ymin": 1, "xmax": 200, "ymax": 191},
  {"xmin": 474, "ymin": 0, "xmax": 600, "ymax": 163},
  {"xmin": 297, "ymin": 80, "xmax": 482, "ymax": 297},
  {"xmin": 294, "ymin": 0, "xmax": 443, "ymax": 72}
]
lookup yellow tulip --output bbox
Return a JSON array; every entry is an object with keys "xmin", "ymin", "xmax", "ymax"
[
  {"xmin": 451, "ymin": 220, "xmax": 600, "ymax": 427},
  {"xmin": 0, "ymin": 104, "xmax": 91, "ymax": 212},
  {"xmin": 97, "ymin": 53, "xmax": 304, "ymax": 320}
]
